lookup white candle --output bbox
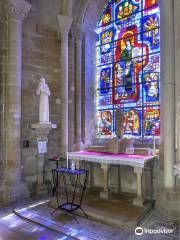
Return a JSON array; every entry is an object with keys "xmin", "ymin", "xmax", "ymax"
[
  {"xmin": 67, "ymin": 152, "xmax": 68, "ymax": 168},
  {"xmin": 153, "ymin": 137, "xmax": 156, "ymax": 155}
]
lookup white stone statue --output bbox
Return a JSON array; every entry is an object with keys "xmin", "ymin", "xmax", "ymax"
[{"xmin": 36, "ymin": 77, "xmax": 50, "ymax": 123}]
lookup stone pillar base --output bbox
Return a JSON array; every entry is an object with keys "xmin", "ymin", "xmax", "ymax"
[
  {"xmin": 156, "ymin": 188, "xmax": 180, "ymax": 218},
  {"xmin": 133, "ymin": 196, "xmax": 144, "ymax": 207},
  {"xmin": 100, "ymin": 190, "xmax": 111, "ymax": 199}
]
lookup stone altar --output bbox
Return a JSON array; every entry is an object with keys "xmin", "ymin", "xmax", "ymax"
[{"xmin": 68, "ymin": 151, "xmax": 157, "ymax": 207}]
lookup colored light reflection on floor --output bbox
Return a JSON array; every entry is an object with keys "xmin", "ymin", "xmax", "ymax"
[
  {"xmin": 15, "ymin": 199, "xmax": 50, "ymax": 213},
  {"xmin": 1, "ymin": 213, "xmax": 15, "ymax": 221},
  {"xmin": 57, "ymin": 237, "xmax": 68, "ymax": 240},
  {"xmin": 0, "ymin": 199, "xmax": 176, "ymax": 240},
  {"xmin": 39, "ymin": 235, "xmax": 49, "ymax": 240},
  {"xmin": 15, "ymin": 203, "xmax": 83, "ymax": 237}
]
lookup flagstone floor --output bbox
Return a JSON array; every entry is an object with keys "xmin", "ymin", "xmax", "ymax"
[{"xmin": 0, "ymin": 197, "xmax": 178, "ymax": 240}]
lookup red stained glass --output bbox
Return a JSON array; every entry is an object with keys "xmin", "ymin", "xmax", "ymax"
[{"xmin": 144, "ymin": 0, "xmax": 158, "ymax": 9}]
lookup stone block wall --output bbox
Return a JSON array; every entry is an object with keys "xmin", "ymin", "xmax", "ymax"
[
  {"xmin": 21, "ymin": 0, "xmax": 63, "ymax": 195},
  {"xmin": 174, "ymin": 0, "xmax": 180, "ymax": 190}
]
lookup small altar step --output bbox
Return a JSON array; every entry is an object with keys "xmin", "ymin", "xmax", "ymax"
[
  {"xmin": 86, "ymin": 145, "xmax": 109, "ymax": 152},
  {"xmin": 81, "ymin": 188, "xmax": 153, "ymax": 228},
  {"xmin": 49, "ymin": 188, "xmax": 153, "ymax": 228}
]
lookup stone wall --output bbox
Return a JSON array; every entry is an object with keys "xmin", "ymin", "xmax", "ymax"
[
  {"xmin": 174, "ymin": 0, "xmax": 180, "ymax": 189},
  {"xmin": 21, "ymin": 0, "xmax": 63, "ymax": 195}
]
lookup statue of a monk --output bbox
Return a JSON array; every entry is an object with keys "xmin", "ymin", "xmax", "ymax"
[{"xmin": 36, "ymin": 78, "xmax": 50, "ymax": 123}]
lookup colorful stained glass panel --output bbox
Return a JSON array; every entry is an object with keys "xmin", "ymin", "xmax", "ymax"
[
  {"xmin": 97, "ymin": 110, "xmax": 113, "ymax": 137},
  {"xmin": 96, "ymin": 0, "xmax": 160, "ymax": 138},
  {"xmin": 144, "ymin": 108, "xmax": 160, "ymax": 136}
]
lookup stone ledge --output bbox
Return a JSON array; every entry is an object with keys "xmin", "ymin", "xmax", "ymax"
[{"xmin": 31, "ymin": 122, "xmax": 57, "ymax": 129}]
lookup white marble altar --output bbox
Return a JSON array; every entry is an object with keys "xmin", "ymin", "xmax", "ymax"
[{"xmin": 68, "ymin": 151, "xmax": 157, "ymax": 207}]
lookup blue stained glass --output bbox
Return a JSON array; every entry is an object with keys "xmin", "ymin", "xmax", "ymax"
[
  {"xmin": 101, "ymin": 28, "xmax": 115, "ymax": 54},
  {"xmin": 100, "ymin": 67, "xmax": 112, "ymax": 93},
  {"xmin": 96, "ymin": 0, "xmax": 160, "ymax": 138},
  {"xmin": 143, "ymin": 13, "xmax": 160, "ymax": 52},
  {"xmin": 97, "ymin": 88, "xmax": 113, "ymax": 107},
  {"xmin": 115, "ymin": 0, "xmax": 141, "ymax": 25},
  {"xmin": 144, "ymin": 107, "xmax": 160, "ymax": 136}
]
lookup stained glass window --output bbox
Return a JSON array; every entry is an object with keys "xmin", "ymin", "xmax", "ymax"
[{"xmin": 96, "ymin": 0, "xmax": 160, "ymax": 138}]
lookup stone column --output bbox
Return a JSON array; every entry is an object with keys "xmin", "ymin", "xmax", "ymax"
[
  {"xmin": 160, "ymin": 0, "xmax": 175, "ymax": 189},
  {"xmin": 0, "ymin": 12, "xmax": 6, "ymax": 168},
  {"xmin": 57, "ymin": 15, "xmax": 72, "ymax": 156},
  {"xmin": 133, "ymin": 167, "xmax": 144, "ymax": 207},
  {"xmin": 68, "ymin": 30, "xmax": 75, "ymax": 151},
  {"xmin": 100, "ymin": 163, "xmax": 110, "ymax": 199},
  {"xmin": 156, "ymin": 0, "xmax": 179, "ymax": 217},
  {"xmin": 0, "ymin": 6, "xmax": 7, "ymax": 204},
  {"xmin": 2, "ymin": 0, "xmax": 31, "ymax": 203},
  {"xmin": 74, "ymin": 24, "xmax": 84, "ymax": 150},
  {"xmin": 83, "ymin": 29, "xmax": 98, "ymax": 146}
]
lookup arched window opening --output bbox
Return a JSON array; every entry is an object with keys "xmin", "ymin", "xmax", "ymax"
[{"xmin": 96, "ymin": 0, "xmax": 160, "ymax": 138}]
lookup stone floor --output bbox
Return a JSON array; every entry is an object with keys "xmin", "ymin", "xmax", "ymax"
[
  {"xmin": 0, "ymin": 197, "xmax": 179, "ymax": 240},
  {"xmin": 76, "ymin": 189, "xmax": 153, "ymax": 228}
]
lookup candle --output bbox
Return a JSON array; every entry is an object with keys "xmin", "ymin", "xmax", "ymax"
[
  {"xmin": 67, "ymin": 152, "xmax": 68, "ymax": 168},
  {"xmin": 153, "ymin": 137, "xmax": 156, "ymax": 155},
  {"xmin": 71, "ymin": 161, "xmax": 75, "ymax": 170}
]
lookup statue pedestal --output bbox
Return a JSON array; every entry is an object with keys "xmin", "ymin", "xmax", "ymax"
[
  {"xmin": 31, "ymin": 122, "xmax": 57, "ymax": 130},
  {"xmin": 31, "ymin": 122, "xmax": 57, "ymax": 196}
]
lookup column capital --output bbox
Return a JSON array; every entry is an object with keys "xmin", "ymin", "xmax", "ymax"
[
  {"xmin": 57, "ymin": 14, "xmax": 73, "ymax": 38},
  {"xmin": 3, "ymin": 0, "xmax": 31, "ymax": 21}
]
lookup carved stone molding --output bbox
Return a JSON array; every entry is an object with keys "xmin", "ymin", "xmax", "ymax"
[
  {"xmin": 3, "ymin": 0, "xmax": 31, "ymax": 21},
  {"xmin": 57, "ymin": 14, "xmax": 73, "ymax": 38}
]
